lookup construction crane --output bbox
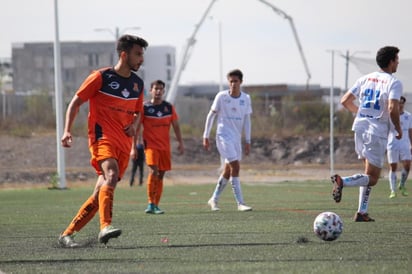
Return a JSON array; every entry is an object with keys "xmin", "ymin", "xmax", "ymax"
[
  {"xmin": 166, "ymin": 0, "xmax": 218, "ymax": 103},
  {"xmin": 166, "ymin": 0, "xmax": 311, "ymax": 103},
  {"xmin": 257, "ymin": 0, "xmax": 311, "ymax": 87}
]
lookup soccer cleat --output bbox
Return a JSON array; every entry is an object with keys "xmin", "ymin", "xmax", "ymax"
[
  {"xmin": 58, "ymin": 234, "xmax": 80, "ymax": 248},
  {"xmin": 207, "ymin": 198, "xmax": 220, "ymax": 211},
  {"xmin": 399, "ymin": 186, "xmax": 409, "ymax": 196},
  {"xmin": 145, "ymin": 203, "xmax": 155, "ymax": 214},
  {"xmin": 389, "ymin": 191, "xmax": 397, "ymax": 199},
  {"xmin": 331, "ymin": 174, "xmax": 344, "ymax": 203},
  {"xmin": 237, "ymin": 204, "xmax": 252, "ymax": 212},
  {"xmin": 353, "ymin": 212, "xmax": 375, "ymax": 222},
  {"xmin": 98, "ymin": 225, "xmax": 122, "ymax": 244},
  {"xmin": 154, "ymin": 206, "xmax": 164, "ymax": 214}
]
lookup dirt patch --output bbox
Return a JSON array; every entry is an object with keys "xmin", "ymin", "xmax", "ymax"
[{"xmin": 0, "ymin": 133, "xmax": 362, "ymax": 187}]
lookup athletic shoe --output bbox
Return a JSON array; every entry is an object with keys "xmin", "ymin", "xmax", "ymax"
[
  {"xmin": 331, "ymin": 174, "xmax": 344, "ymax": 203},
  {"xmin": 353, "ymin": 212, "xmax": 375, "ymax": 222},
  {"xmin": 207, "ymin": 198, "xmax": 220, "ymax": 211},
  {"xmin": 58, "ymin": 234, "xmax": 79, "ymax": 248},
  {"xmin": 98, "ymin": 225, "xmax": 122, "ymax": 244},
  {"xmin": 399, "ymin": 186, "xmax": 409, "ymax": 196},
  {"xmin": 154, "ymin": 206, "xmax": 164, "ymax": 214},
  {"xmin": 145, "ymin": 203, "xmax": 155, "ymax": 214},
  {"xmin": 389, "ymin": 191, "xmax": 397, "ymax": 199},
  {"xmin": 237, "ymin": 204, "xmax": 252, "ymax": 212}
]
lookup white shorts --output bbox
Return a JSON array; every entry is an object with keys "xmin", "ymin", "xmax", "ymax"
[
  {"xmin": 354, "ymin": 131, "xmax": 387, "ymax": 168},
  {"xmin": 216, "ymin": 135, "xmax": 242, "ymax": 163},
  {"xmin": 387, "ymin": 146, "xmax": 412, "ymax": 164}
]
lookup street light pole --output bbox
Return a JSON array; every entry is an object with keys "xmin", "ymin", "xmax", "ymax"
[
  {"xmin": 209, "ymin": 16, "xmax": 223, "ymax": 91},
  {"xmin": 341, "ymin": 50, "xmax": 370, "ymax": 91},
  {"xmin": 94, "ymin": 26, "xmax": 140, "ymax": 59}
]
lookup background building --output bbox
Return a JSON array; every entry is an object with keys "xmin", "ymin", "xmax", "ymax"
[{"xmin": 11, "ymin": 41, "xmax": 175, "ymax": 95}]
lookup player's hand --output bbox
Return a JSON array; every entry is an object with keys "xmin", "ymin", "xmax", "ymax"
[
  {"xmin": 61, "ymin": 133, "xmax": 73, "ymax": 148},
  {"xmin": 395, "ymin": 129, "xmax": 402, "ymax": 140},
  {"xmin": 130, "ymin": 147, "xmax": 137, "ymax": 160},
  {"xmin": 124, "ymin": 123, "xmax": 138, "ymax": 137},
  {"xmin": 177, "ymin": 143, "xmax": 184, "ymax": 155},
  {"xmin": 244, "ymin": 143, "xmax": 251, "ymax": 156},
  {"xmin": 203, "ymin": 138, "xmax": 210, "ymax": 151}
]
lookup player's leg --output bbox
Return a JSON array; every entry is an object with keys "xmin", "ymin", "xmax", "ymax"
[
  {"xmin": 58, "ymin": 176, "xmax": 102, "ymax": 247},
  {"xmin": 208, "ymin": 163, "xmax": 230, "ymax": 211},
  {"xmin": 400, "ymin": 159, "xmax": 410, "ymax": 196},
  {"xmin": 388, "ymin": 162, "xmax": 398, "ymax": 198},
  {"xmin": 153, "ymin": 170, "xmax": 166, "ymax": 214},
  {"xmin": 353, "ymin": 136, "xmax": 386, "ymax": 222},
  {"xmin": 387, "ymin": 148, "xmax": 399, "ymax": 198},
  {"xmin": 138, "ymin": 147, "xmax": 145, "ymax": 186},
  {"xmin": 97, "ymin": 157, "xmax": 122, "ymax": 244},
  {"xmin": 145, "ymin": 148, "xmax": 159, "ymax": 213},
  {"xmin": 129, "ymin": 158, "xmax": 138, "ymax": 186}
]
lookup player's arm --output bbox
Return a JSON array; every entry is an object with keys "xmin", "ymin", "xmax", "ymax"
[
  {"xmin": 340, "ymin": 91, "xmax": 358, "ymax": 114},
  {"xmin": 389, "ymin": 99, "xmax": 402, "ymax": 140},
  {"xmin": 61, "ymin": 95, "xmax": 84, "ymax": 147},
  {"xmin": 243, "ymin": 113, "xmax": 251, "ymax": 156},
  {"xmin": 130, "ymin": 123, "xmax": 142, "ymax": 159},
  {"xmin": 203, "ymin": 110, "xmax": 217, "ymax": 151},
  {"xmin": 172, "ymin": 119, "xmax": 184, "ymax": 155},
  {"xmin": 408, "ymin": 127, "xmax": 412, "ymax": 152}
]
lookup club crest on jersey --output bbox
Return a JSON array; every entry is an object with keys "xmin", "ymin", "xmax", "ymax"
[
  {"xmin": 156, "ymin": 111, "xmax": 163, "ymax": 117},
  {"xmin": 148, "ymin": 107, "xmax": 155, "ymax": 114},
  {"xmin": 121, "ymin": 88, "xmax": 130, "ymax": 98},
  {"xmin": 239, "ymin": 99, "xmax": 245, "ymax": 106},
  {"xmin": 109, "ymin": 81, "xmax": 120, "ymax": 90}
]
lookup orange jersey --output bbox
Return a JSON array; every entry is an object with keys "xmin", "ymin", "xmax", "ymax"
[
  {"xmin": 76, "ymin": 67, "xmax": 144, "ymax": 154},
  {"xmin": 142, "ymin": 100, "xmax": 178, "ymax": 151}
]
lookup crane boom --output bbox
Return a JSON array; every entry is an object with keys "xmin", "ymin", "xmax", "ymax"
[
  {"xmin": 166, "ymin": 0, "xmax": 218, "ymax": 103},
  {"xmin": 257, "ymin": 0, "xmax": 311, "ymax": 86}
]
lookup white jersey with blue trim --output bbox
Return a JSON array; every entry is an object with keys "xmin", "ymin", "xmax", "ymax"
[
  {"xmin": 387, "ymin": 110, "xmax": 412, "ymax": 149},
  {"xmin": 351, "ymin": 71, "xmax": 403, "ymax": 138},
  {"xmin": 211, "ymin": 90, "xmax": 252, "ymax": 142}
]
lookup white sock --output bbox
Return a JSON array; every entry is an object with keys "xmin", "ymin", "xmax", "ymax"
[
  {"xmin": 389, "ymin": 170, "xmax": 397, "ymax": 192},
  {"xmin": 358, "ymin": 186, "xmax": 372, "ymax": 214},
  {"xmin": 342, "ymin": 174, "xmax": 369, "ymax": 187},
  {"xmin": 230, "ymin": 177, "xmax": 244, "ymax": 205},
  {"xmin": 400, "ymin": 169, "xmax": 409, "ymax": 187},
  {"xmin": 211, "ymin": 175, "xmax": 228, "ymax": 202}
]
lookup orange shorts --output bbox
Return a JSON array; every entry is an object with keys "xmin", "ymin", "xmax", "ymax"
[
  {"xmin": 145, "ymin": 148, "xmax": 171, "ymax": 171},
  {"xmin": 89, "ymin": 139, "xmax": 130, "ymax": 179}
]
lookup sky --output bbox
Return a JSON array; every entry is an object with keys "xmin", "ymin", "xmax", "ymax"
[{"xmin": 1, "ymin": 0, "xmax": 411, "ymax": 91}]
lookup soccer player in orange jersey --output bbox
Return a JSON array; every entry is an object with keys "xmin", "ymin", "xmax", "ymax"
[
  {"xmin": 141, "ymin": 80, "xmax": 184, "ymax": 214},
  {"xmin": 58, "ymin": 35, "xmax": 148, "ymax": 247}
]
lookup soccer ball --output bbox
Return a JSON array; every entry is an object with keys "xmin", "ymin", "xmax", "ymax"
[{"xmin": 313, "ymin": 211, "xmax": 343, "ymax": 241}]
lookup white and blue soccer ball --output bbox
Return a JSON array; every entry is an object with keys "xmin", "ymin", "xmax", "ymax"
[{"xmin": 313, "ymin": 211, "xmax": 343, "ymax": 241}]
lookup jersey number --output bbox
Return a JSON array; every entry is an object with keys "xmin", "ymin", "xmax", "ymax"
[{"xmin": 362, "ymin": 89, "xmax": 381, "ymax": 110}]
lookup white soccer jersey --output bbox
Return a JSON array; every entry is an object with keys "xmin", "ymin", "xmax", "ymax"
[
  {"xmin": 387, "ymin": 110, "xmax": 412, "ymax": 150},
  {"xmin": 211, "ymin": 90, "xmax": 252, "ymax": 142},
  {"xmin": 351, "ymin": 71, "xmax": 403, "ymax": 138}
]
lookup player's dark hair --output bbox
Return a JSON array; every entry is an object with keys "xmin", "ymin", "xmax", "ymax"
[
  {"xmin": 150, "ymin": 79, "xmax": 165, "ymax": 89},
  {"xmin": 227, "ymin": 69, "xmax": 243, "ymax": 81},
  {"xmin": 400, "ymin": 96, "xmax": 406, "ymax": 103},
  {"xmin": 116, "ymin": 35, "xmax": 148, "ymax": 57},
  {"xmin": 376, "ymin": 46, "xmax": 399, "ymax": 69}
]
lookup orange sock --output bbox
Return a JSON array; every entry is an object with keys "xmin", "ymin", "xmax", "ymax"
[
  {"xmin": 63, "ymin": 195, "xmax": 98, "ymax": 236},
  {"xmin": 147, "ymin": 173, "xmax": 156, "ymax": 204},
  {"xmin": 154, "ymin": 179, "xmax": 163, "ymax": 206},
  {"xmin": 98, "ymin": 185, "xmax": 114, "ymax": 230}
]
